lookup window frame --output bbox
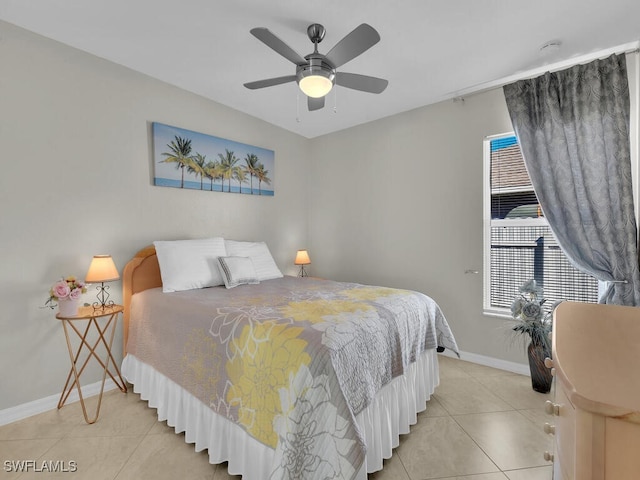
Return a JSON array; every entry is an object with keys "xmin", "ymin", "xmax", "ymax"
[
  {"xmin": 483, "ymin": 132, "xmax": 600, "ymax": 317},
  {"xmin": 483, "ymin": 133, "xmax": 512, "ymax": 317}
]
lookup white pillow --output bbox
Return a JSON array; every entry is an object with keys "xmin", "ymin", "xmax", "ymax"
[
  {"xmin": 217, "ymin": 256, "xmax": 260, "ymax": 289},
  {"xmin": 154, "ymin": 237, "xmax": 227, "ymax": 292},
  {"xmin": 224, "ymin": 240, "xmax": 283, "ymax": 281}
]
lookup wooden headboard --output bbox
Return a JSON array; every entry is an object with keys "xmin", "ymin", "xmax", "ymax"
[{"xmin": 122, "ymin": 245, "xmax": 162, "ymax": 354}]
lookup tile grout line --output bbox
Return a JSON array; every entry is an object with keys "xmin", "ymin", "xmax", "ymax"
[
  {"xmin": 110, "ymin": 433, "xmax": 150, "ymax": 480},
  {"xmin": 448, "ymin": 412, "xmax": 504, "ymax": 477}
]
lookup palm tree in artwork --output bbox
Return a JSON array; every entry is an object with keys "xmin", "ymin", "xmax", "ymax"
[
  {"xmin": 255, "ymin": 163, "xmax": 272, "ymax": 195},
  {"xmin": 204, "ymin": 160, "xmax": 223, "ymax": 191},
  {"xmin": 218, "ymin": 149, "xmax": 239, "ymax": 193},
  {"xmin": 161, "ymin": 135, "xmax": 193, "ymax": 188},
  {"xmin": 189, "ymin": 152, "xmax": 207, "ymax": 190},
  {"xmin": 244, "ymin": 153, "xmax": 260, "ymax": 194},
  {"xmin": 233, "ymin": 166, "xmax": 248, "ymax": 194}
]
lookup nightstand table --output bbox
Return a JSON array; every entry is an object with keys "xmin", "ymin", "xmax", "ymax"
[{"xmin": 56, "ymin": 304, "xmax": 127, "ymax": 424}]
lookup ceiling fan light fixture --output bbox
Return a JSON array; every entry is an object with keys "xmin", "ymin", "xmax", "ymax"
[
  {"xmin": 299, "ymin": 74, "xmax": 333, "ymax": 98},
  {"xmin": 297, "ymin": 60, "xmax": 335, "ymax": 98}
]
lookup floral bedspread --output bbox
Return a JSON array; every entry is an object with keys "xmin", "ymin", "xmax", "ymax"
[{"xmin": 126, "ymin": 276, "xmax": 458, "ymax": 479}]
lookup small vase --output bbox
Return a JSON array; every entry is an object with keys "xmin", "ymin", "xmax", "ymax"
[
  {"xmin": 527, "ymin": 342, "xmax": 553, "ymax": 393},
  {"xmin": 58, "ymin": 297, "xmax": 80, "ymax": 317}
]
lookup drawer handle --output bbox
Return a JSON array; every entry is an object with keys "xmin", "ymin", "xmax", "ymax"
[
  {"xmin": 544, "ymin": 357, "xmax": 554, "ymax": 368},
  {"xmin": 545, "ymin": 400, "xmax": 560, "ymax": 416},
  {"xmin": 544, "ymin": 451, "xmax": 554, "ymax": 462},
  {"xmin": 543, "ymin": 422, "xmax": 555, "ymax": 435}
]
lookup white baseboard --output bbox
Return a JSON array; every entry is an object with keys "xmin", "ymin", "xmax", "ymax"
[
  {"xmin": 0, "ymin": 379, "xmax": 119, "ymax": 426},
  {"xmin": 439, "ymin": 348, "xmax": 530, "ymax": 376},
  {"xmin": 1, "ymin": 351, "xmax": 529, "ymax": 427}
]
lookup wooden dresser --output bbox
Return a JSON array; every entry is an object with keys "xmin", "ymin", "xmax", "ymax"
[{"xmin": 545, "ymin": 301, "xmax": 640, "ymax": 479}]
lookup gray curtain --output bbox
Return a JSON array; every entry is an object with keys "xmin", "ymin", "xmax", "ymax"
[{"xmin": 503, "ymin": 54, "xmax": 640, "ymax": 305}]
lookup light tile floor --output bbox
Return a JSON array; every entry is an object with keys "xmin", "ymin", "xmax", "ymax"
[{"xmin": 0, "ymin": 356, "xmax": 553, "ymax": 480}]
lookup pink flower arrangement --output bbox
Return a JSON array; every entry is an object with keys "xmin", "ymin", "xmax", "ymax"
[{"xmin": 45, "ymin": 276, "xmax": 87, "ymax": 308}]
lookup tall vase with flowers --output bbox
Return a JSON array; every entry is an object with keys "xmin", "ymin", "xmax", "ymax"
[
  {"xmin": 45, "ymin": 276, "xmax": 87, "ymax": 317},
  {"xmin": 510, "ymin": 279, "xmax": 554, "ymax": 393}
]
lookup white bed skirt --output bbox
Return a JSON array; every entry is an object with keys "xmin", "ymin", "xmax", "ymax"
[{"xmin": 121, "ymin": 349, "xmax": 439, "ymax": 479}]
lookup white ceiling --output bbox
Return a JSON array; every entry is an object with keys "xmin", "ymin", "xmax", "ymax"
[{"xmin": 1, "ymin": 0, "xmax": 639, "ymax": 138}]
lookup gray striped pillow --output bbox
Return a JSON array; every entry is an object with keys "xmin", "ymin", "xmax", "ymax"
[{"xmin": 216, "ymin": 256, "xmax": 260, "ymax": 289}]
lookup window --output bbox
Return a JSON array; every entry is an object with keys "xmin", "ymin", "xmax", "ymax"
[{"xmin": 483, "ymin": 133, "xmax": 599, "ymax": 316}]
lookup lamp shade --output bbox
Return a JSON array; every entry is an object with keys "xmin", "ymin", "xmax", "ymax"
[
  {"xmin": 85, "ymin": 255, "xmax": 120, "ymax": 283},
  {"xmin": 294, "ymin": 250, "xmax": 311, "ymax": 265}
]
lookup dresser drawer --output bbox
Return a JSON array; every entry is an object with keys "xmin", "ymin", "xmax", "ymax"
[{"xmin": 554, "ymin": 383, "xmax": 575, "ymax": 480}]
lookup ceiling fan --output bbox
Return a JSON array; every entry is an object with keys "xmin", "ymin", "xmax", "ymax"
[{"xmin": 243, "ymin": 23, "xmax": 389, "ymax": 111}]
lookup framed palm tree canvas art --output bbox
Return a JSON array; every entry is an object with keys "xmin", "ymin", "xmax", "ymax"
[{"xmin": 152, "ymin": 122, "xmax": 275, "ymax": 196}]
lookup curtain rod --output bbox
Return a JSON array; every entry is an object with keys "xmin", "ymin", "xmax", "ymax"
[{"xmin": 449, "ymin": 41, "xmax": 640, "ymax": 100}]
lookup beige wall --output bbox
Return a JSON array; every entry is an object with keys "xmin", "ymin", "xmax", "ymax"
[
  {"xmin": 2, "ymin": 18, "xmax": 637, "ymax": 413},
  {"xmin": 0, "ymin": 21, "xmax": 309, "ymax": 411}
]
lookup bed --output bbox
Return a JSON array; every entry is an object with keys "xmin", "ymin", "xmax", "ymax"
[{"xmin": 120, "ymin": 241, "xmax": 458, "ymax": 479}]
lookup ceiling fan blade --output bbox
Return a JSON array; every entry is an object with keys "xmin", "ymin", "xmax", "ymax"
[
  {"xmin": 250, "ymin": 28, "xmax": 307, "ymax": 66},
  {"xmin": 244, "ymin": 75, "xmax": 297, "ymax": 90},
  {"xmin": 335, "ymin": 72, "xmax": 388, "ymax": 94},
  {"xmin": 308, "ymin": 96, "xmax": 325, "ymax": 111},
  {"xmin": 325, "ymin": 23, "xmax": 380, "ymax": 68}
]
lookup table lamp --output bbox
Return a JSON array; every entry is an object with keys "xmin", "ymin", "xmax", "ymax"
[
  {"xmin": 85, "ymin": 255, "xmax": 120, "ymax": 310},
  {"xmin": 294, "ymin": 250, "xmax": 311, "ymax": 277}
]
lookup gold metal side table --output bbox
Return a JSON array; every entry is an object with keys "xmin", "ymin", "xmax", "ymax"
[{"xmin": 56, "ymin": 305, "xmax": 127, "ymax": 424}]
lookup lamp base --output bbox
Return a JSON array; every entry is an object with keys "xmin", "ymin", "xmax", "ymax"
[
  {"xmin": 298, "ymin": 265, "xmax": 308, "ymax": 277},
  {"xmin": 92, "ymin": 283, "xmax": 116, "ymax": 311},
  {"xmin": 92, "ymin": 302, "xmax": 116, "ymax": 313}
]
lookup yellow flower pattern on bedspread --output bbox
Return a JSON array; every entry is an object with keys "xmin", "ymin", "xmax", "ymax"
[
  {"xmin": 226, "ymin": 322, "xmax": 310, "ymax": 447},
  {"xmin": 280, "ymin": 298, "xmax": 374, "ymax": 323},
  {"xmin": 343, "ymin": 286, "xmax": 409, "ymax": 301}
]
